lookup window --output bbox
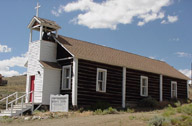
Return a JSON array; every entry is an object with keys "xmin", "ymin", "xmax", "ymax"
[
  {"xmin": 96, "ymin": 68, "xmax": 107, "ymax": 92},
  {"xmin": 140, "ymin": 76, "xmax": 148, "ymax": 96},
  {"xmin": 62, "ymin": 65, "xmax": 71, "ymax": 90},
  {"xmin": 171, "ymin": 81, "xmax": 177, "ymax": 98}
]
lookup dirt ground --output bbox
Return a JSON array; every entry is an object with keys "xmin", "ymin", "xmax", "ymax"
[{"xmin": 0, "ymin": 112, "xmax": 159, "ymax": 126}]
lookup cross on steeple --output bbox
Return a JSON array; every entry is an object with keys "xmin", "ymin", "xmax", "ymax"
[{"xmin": 35, "ymin": 2, "xmax": 41, "ymax": 17}]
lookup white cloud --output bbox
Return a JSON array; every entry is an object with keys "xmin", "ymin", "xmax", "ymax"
[
  {"xmin": 168, "ymin": 15, "xmax": 178, "ymax": 23},
  {"xmin": 0, "ymin": 53, "xmax": 27, "ymax": 77},
  {"xmin": 0, "ymin": 44, "xmax": 11, "ymax": 53},
  {"xmin": 179, "ymin": 69, "xmax": 191, "ymax": 84},
  {"xmin": 161, "ymin": 15, "xmax": 178, "ymax": 24},
  {"xmin": 175, "ymin": 52, "xmax": 192, "ymax": 58},
  {"xmin": 149, "ymin": 56, "xmax": 156, "ymax": 59},
  {"xmin": 52, "ymin": 0, "xmax": 173, "ymax": 29},
  {"xmin": 169, "ymin": 37, "xmax": 180, "ymax": 41}
]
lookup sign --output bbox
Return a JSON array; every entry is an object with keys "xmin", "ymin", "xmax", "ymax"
[{"xmin": 50, "ymin": 94, "xmax": 69, "ymax": 112}]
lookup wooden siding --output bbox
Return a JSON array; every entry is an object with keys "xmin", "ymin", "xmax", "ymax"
[
  {"xmin": 40, "ymin": 40, "xmax": 57, "ymax": 62},
  {"xmin": 78, "ymin": 59, "xmax": 123, "ymax": 107},
  {"xmin": 26, "ymin": 41, "xmax": 43, "ymax": 103},
  {"xmin": 58, "ymin": 59, "xmax": 73, "ymax": 107},
  {"xmin": 163, "ymin": 76, "xmax": 187, "ymax": 100},
  {"xmin": 57, "ymin": 43, "xmax": 72, "ymax": 59},
  {"xmin": 126, "ymin": 68, "xmax": 160, "ymax": 103},
  {"xmin": 42, "ymin": 68, "xmax": 61, "ymax": 105}
]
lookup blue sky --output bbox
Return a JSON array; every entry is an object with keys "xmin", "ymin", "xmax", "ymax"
[{"xmin": 0, "ymin": 0, "xmax": 191, "ymax": 79}]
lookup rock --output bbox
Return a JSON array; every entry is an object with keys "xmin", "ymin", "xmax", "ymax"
[
  {"xmin": 24, "ymin": 116, "xmax": 31, "ymax": 121},
  {"xmin": 41, "ymin": 116, "xmax": 49, "ymax": 120},
  {"xmin": 32, "ymin": 116, "xmax": 40, "ymax": 120}
]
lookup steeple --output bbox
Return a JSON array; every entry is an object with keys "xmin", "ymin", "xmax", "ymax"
[{"xmin": 28, "ymin": 3, "xmax": 61, "ymax": 42}]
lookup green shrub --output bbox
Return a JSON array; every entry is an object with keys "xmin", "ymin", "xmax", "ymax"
[
  {"xmin": 139, "ymin": 96, "xmax": 158, "ymax": 108},
  {"xmin": 148, "ymin": 116, "xmax": 168, "ymax": 126},
  {"xmin": 127, "ymin": 108, "xmax": 135, "ymax": 113},
  {"xmin": 162, "ymin": 105, "xmax": 176, "ymax": 117},
  {"xmin": 93, "ymin": 109, "xmax": 103, "ymax": 115},
  {"xmin": 93, "ymin": 107, "xmax": 118, "ymax": 115}
]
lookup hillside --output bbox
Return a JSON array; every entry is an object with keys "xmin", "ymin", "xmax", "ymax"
[{"xmin": 0, "ymin": 75, "xmax": 26, "ymax": 100}]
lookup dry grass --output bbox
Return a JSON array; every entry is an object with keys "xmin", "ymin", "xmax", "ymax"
[{"xmin": 0, "ymin": 75, "xmax": 26, "ymax": 109}]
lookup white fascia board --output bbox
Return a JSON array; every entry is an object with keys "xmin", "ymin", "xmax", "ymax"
[
  {"xmin": 28, "ymin": 17, "xmax": 41, "ymax": 28},
  {"xmin": 72, "ymin": 58, "xmax": 78, "ymax": 106}
]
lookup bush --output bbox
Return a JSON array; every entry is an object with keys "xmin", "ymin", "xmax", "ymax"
[
  {"xmin": 127, "ymin": 108, "xmax": 135, "ymax": 113},
  {"xmin": 148, "ymin": 116, "xmax": 168, "ymax": 126},
  {"xmin": 93, "ymin": 107, "xmax": 118, "ymax": 115},
  {"xmin": 138, "ymin": 96, "xmax": 158, "ymax": 108}
]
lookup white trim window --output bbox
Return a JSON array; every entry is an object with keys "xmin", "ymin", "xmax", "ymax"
[
  {"xmin": 62, "ymin": 65, "xmax": 71, "ymax": 90},
  {"xmin": 140, "ymin": 76, "xmax": 148, "ymax": 97},
  {"xmin": 96, "ymin": 68, "xmax": 107, "ymax": 92},
  {"xmin": 171, "ymin": 81, "xmax": 177, "ymax": 98}
]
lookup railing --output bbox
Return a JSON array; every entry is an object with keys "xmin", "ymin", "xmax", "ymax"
[
  {"xmin": 0, "ymin": 92, "xmax": 19, "ymax": 110},
  {"xmin": 7, "ymin": 91, "xmax": 34, "ymax": 116}
]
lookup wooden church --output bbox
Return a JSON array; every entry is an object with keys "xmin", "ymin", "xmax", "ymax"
[{"xmin": 25, "ymin": 15, "xmax": 189, "ymax": 109}]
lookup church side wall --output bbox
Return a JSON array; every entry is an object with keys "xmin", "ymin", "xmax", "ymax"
[
  {"xmin": 26, "ymin": 41, "xmax": 44, "ymax": 103},
  {"xmin": 42, "ymin": 68, "xmax": 61, "ymax": 105}
]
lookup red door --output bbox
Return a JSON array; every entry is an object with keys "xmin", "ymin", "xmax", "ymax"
[{"xmin": 30, "ymin": 76, "xmax": 35, "ymax": 102}]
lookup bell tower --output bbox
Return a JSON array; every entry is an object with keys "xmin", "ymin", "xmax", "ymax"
[{"xmin": 28, "ymin": 3, "xmax": 61, "ymax": 43}]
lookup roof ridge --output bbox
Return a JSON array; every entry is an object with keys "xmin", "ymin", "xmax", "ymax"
[{"xmin": 59, "ymin": 35, "xmax": 166, "ymax": 64}]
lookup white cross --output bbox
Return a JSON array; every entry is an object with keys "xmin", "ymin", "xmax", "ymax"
[{"xmin": 35, "ymin": 2, "xmax": 41, "ymax": 17}]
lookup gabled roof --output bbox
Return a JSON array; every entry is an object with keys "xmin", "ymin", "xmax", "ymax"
[
  {"xmin": 55, "ymin": 35, "xmax": 189, "ymax": 80},
  {"xmin": 28, "ymin": 16, "xmax": 61, "ymax": 30}
]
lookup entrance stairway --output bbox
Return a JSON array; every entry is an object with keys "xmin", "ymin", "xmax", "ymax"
[{"xmin": 0, "ymin": 92, "xmax": 34, "ymax": 116}]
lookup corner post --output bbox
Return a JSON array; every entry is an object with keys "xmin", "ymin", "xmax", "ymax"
[
  {"xmin": 56, "ymin": 30, "xmax": 58, "ymax": 38},
  {"xmin": 187, "ymin": 80, "xmax": 189, "ymax": 99},
  {"xmin": 40, "ymin": 25, "xmax": 43, "ymax": 40},
  {"xmin": 29, "ymin": 29, "xmax": 32, "ymax": 42},
  {"xmin": 122, "ymin": 67, "xmax": 126, "ymax": 108},
  {"xmin": 72, "ymin": 58, "xmax": 78, "ymax": 107},
  {"xmin": 160, "ymin": 75, "xmax": 163, "ymax": 102}
]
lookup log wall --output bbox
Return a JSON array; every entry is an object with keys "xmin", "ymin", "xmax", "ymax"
[{"xmin": 77, "ymin": 59, "xmax": 123, "ymax": 107}]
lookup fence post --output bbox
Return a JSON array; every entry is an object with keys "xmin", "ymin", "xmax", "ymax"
[
  {"xmin": 6, "ymin": 98, "xmax": 8, "ymax": 110},
  {"xmin": 11, "ymin": 103, "xmax": 13, "ymax": 116},
  {"xmin": 21, "ymin": 97, "xmax": 23, "ymax": 116},
  {"xmin": 15, "ymin": 92, "xmax": 18, "ymax": 104}
]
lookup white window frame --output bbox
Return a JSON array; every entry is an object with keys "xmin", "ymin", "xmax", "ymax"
[
  {"xmin": 171, "ymin": 81, "xmax": 177, "ymax": 98},
  {"xmin": 140, "ymin": 76, "xmax": 148, "ymax": 97},
  {"xmin": 62, "ymin": 65, "xmax": 71, "ymax": 90},
  {"xmin": 96, "ymin": 68, "xmax": 107, "ymax": 92}
]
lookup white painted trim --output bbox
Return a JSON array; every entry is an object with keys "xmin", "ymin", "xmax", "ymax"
[
  {"xmin": 140, "ymin": 76, "xmax": 148, "ymax": 97},
  {"xmin": 72, "ymin": 58, "xmax": 78, "ymax": 106},
  {"xmin": 57, "ymin": 57, "xmax": 74, "ymax": 61},
  {"xmin": 40, "ymin": 25, "xmax": 43, "ymax": 40},
  {"xmin": 61, "ymin": 65, "xmax": 72, "ymax": 90},
  {"xmin": 171, "ymin": 81, "xmax": 177, "ymax": 98},
  {"xmin": 96, "ymin": 68, "xmax": 107, "ymax": 92},
  {"xmin": 160, "ymin": 75, "xmax": 163, "ymax": 102},
  {"xmin": 53, "ymin": 36, "xmax": 74, "ymax": 57},
  {"xmin": 29, "ymin": 29, "xmax": 32, "ymax": 42},
  {"xmin": 122, "ymin": 67, "xmax": 126, "ymax": 108}
]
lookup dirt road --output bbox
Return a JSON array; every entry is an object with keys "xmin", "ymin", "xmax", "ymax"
[{"xmin": 0, "ymin": 112, "xmax": 158, "ymax": 126}]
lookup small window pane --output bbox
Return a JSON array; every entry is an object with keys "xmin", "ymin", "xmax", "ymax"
[
  {"xmin": 65, "ymin": 68, "xmax": 70, "ymax": 77},
  {"xmin": 98, "ymin": 81, "xmax": 103, "ymax": 91},
  {"xmin": 99, "ymin": 72, "xmax": 103, "ymax": 80},
  {"xmin": 142, "ymin": 78, "xmax": 147, "ymax": 86}
]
